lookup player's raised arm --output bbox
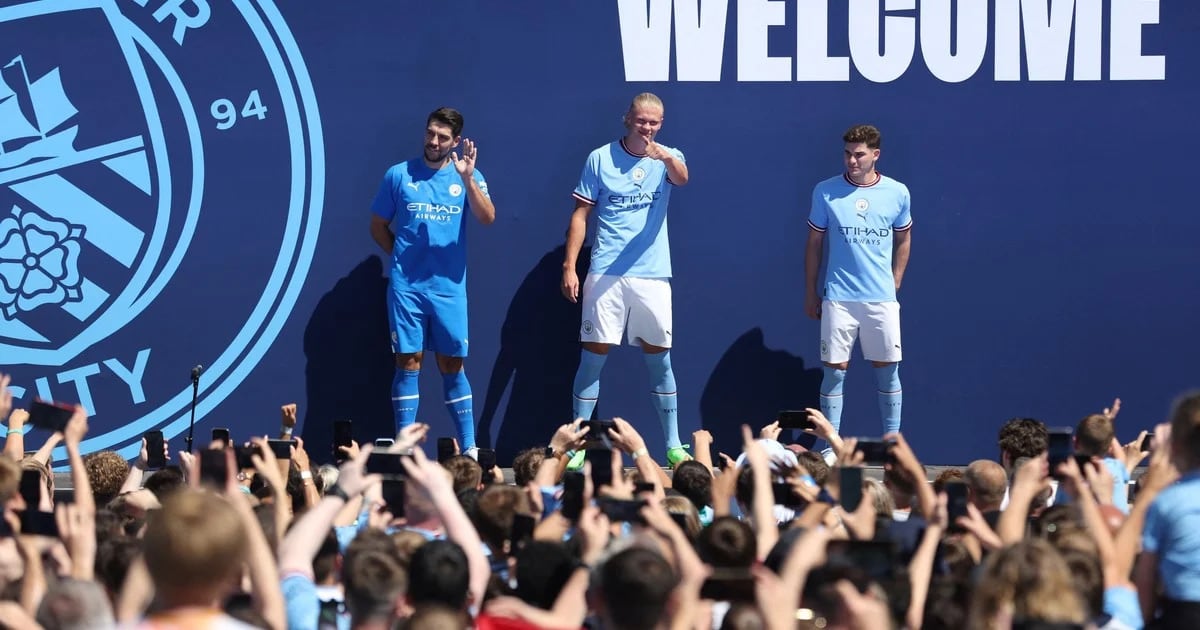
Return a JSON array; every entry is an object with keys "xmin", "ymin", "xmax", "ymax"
[
  {"xmin": 645, "ymin": 138, "xmax": 688, "ymax": 186},
  {"xmin": 452, "ymin": 138, "xmax": 495, "ymax": 225}
]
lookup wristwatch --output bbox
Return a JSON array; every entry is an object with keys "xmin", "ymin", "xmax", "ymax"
[{"xmin": 545, "ymin": 446, "xmax": 564, "ymax": 459}]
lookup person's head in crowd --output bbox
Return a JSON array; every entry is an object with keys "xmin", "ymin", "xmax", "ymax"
[
  {"xmin": 83, "ymin": 450, "xmax": 129, "ymax": 506},
  {"xmin": 93, "ymin": 508, "xmax": 126, "ymax": 540},
  {"xmin": 1047, "ymin": 528, "xmax": 1105, "ymax": 621},
  {"xmin": 864, "ymin": 478, "xmax": 896, "ymax": 518},
  {"xmin": 1032, "ymin": 504, "xmax": 1083, "ymax": 541},
  {"xmin": 408, "ymin": 540, "xmax": 471, "ymax": 612},
  {"xmin": 594, "ymin": 547, "xmax": 679, "ymax": 630},
  {"xmin": 670, "ymin": 460, "xmax": 712, "ymax": 511},
  {"xmin": 95, "ymin": 537, "xmax": 142, "ymax": 604},
  {"xmin": 456, "ymin": 488, "xmax": 479, "ymax": 519},
  {"xmin": 35, "ymin": 577, "xmax": 114, "ymax": 630},
  {"xmin": 143, "ymin": 489, "xmax": 249, "ymax": 610},
  {"xmin": 998, "ymin": 418, "xmax": 1048, "ymax": 470},
  {"xmin": 20, "ymin": 456, "xmax": 54, "ymax": 506},
  {"xmin": 143, "ymin": 466, "xmax": 186, "ymax": 500},
  {"xmin": 403, "ymin": 604, "xmax": 469, "ymax": 630},
  {"xmin": 1169, "ymin": 389, "xmax": 1200, "ymax": 470},
  {"xmin": 471, "ymin": 484, "xmax": 532, "ymax": 554},
  {"xmin": 1074, "ymin": 413, "xmax": 1115, "ymax": 458},
  {"xmin": 390, "ymin": 529, "xmax": 430, "ymax": 568},
  {"xmin": 968, "ymin": 538, "xmax": 1086, "ymax": 629},
  {"xmin": 964, "ymin": 459, "xmax": 1007, "ymax": 512},
  {"xmin": 442, "ymin": 455, "xmax": 482, "ymax": 494},
  {"xmin": 513, "ymin": 541, "xmax": 577, "ymax": 610},
  {"xmin": 317, "ymin": 463, "xmax": 339, "ymax": 495},
  {"xmin": 0, "ymin": 454, "xmax": 26, "ymax": 512},
  {"xmin": 344, "ymin": 548, "xmax": 411, "ymax": 626},
  {"xmin": 932, "ymin": 467, "xmax": 964, "ymax": 494},
  {"xmin": 661, "ymin": 495, "xmax": 701, "ymax": 543},
  {"xmin": 697, "ymin": 516, "xmax": 755, "ymax": 568},
  {"xmin": 923, "ymin": 576, "xmax": 972, "ymax": 630},
  {"xmin": 796, "ymin": 450, "xmax": 831, "ymax": 486},
  {"xmin": 511, "ymin": 447, "xmax": 544, "ymax": 488},
  {"xmin": 883, "ymin": 462, "xmax": 919, "ymax": 511},
  {"xmin": 405, "ymin": 467, "xmax": 452, "ymax": 532}
]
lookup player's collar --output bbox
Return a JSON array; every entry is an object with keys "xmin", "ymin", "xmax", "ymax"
[
  {"xmin": 619, "ymin": 137, "xmax": 647, "ymax": 158},
  {"xmin": 844, "ymin": 171, "xmax": 882, "ymax": 188}
]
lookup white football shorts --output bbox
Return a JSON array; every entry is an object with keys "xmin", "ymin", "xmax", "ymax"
[
  {"xmin": 580, "ymin": 274, "xmax": 672, "ymax": 348},
  {"xmin": 820, "ymin": 300, "xmax": 902, "ymax": 363}
]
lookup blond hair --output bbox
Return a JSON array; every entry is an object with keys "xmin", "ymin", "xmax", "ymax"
[{"xmin": 968, "ymin": 538, "xmax": 1086, "ymax": 629}]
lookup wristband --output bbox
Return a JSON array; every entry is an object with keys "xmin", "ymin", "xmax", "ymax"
[
  {"xmin": 327, "ymin": 484, "xmax": 351, "ymax": 503},
  {"xmin": 280, "ymin": 426, "xmax": 294, "ymax": 437},
  {"xmin": 300, "ymin": 470, "xmax": 312, "ymax": 480},
  {"xmin": 630, "ymin": 447, "xmax": 648, "ymax": 460}
]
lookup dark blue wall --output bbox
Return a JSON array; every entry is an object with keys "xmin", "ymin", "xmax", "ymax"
[{"xmin": 3, "ymin": 0, "xmax": 1196, "ymax": 466}]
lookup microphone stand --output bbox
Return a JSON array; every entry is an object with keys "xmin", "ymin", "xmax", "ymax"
[{"xmin": 187, "ymin": 366, "xmax": 201, "ymax": 453}]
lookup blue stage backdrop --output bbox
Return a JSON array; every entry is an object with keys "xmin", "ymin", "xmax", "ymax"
[{"xmin": 2, "ymin": 0, "xmax": 1196, "ymax": 467}]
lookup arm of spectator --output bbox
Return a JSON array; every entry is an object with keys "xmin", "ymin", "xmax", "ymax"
[
  {"xmin": 401, "ymin": 446, "xmax": 491, "ymax": 610},
  {"xmin": 996, "ymin": 454, "xmax": 1049, "ymax": 545},
  {"xmin": 741, "ymin": 424, "xmax": 779, "ymax": 558},
  {"xmin": 290, "ymin": 437, "xmax": 320, "ymax": 510},
  {"xmin": 14, "ymin": 529, "xmax": 46, "ymax": 616},
  {"xmin": 0, "ymin": 601, "xmax": 40, "ymax": 630},
  {"xmin": 390, "ymin": 421, "xmax": 430, "ymax": 453},
  {"xmin": 639, "ymin": 500, "xmax": 708, "ymax": 630},
  {"xmin": 907, "ymin": 492, "xmax": 948, "ymax": 630},
  {"xmin": 1116, "ymin": 423, "xmax": 1177, "ymax": 585},
  {"xmin": 62, "ymin": 406, "xmax": 94, "ymax": 518},
  {"xmin": 332, "ymin": 442, "xmax": 365, "ymax": 527},
  {"xmin": 223, "ymin": 449, "xmax": 285, "ymax": 630},
  {"xmin": 886, "ymin": 432, "xmax": 936, "ymax": 520},
  {"xmin": 28, "ymin": 425, "xmax": 59, "ymax": 468},
  {"xmin": 1123, "ymin": 431, "xmax": 1150, "ymax": 476},
  {"xmin": 279, "ymin": 446, "xmax": 379, "ymax": 577},
  {"xmin": 280, "ymin": 403, "xmax": 297, "ymax": 439},
  {"xmin": 710, "ymin": 454, "xmax": 738, "ymax": 518},
  {"xmin": 802, "ymin": 407, "xmax": 845, "ymax": 457},
  {"xmin": 1058, "ymin": 457, "xmax": 1117, "ymax": 573},
  {"xmin": 248, "ymin": 436, "xmax": 290, "ymax": 550},
  {"xmin": 957, "ymin": 503, "xmax": 1003, "ymax": 554},
  {"xmin": 56, "ymin": 502, "xmax": 96, "ymax": 581},
  {"xmin": 1134, "ymin": 552, "xmax": 1160, "ymax": 623},
  {"xmin": 611, "ymin": 417, "xmax": 670, "ymax": 490},
  {"xmin": 120, "ymin": 437, "xmax": 168, "ymax": 494},
  {"xmin": 116, "ymin": 556, "xmax": 154, "ymax": 622},
  {"xmin": 692, "ymin": 429, "xmax": 714, "ymax": 474}
]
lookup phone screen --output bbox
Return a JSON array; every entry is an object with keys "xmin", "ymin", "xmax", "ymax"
[
  {"xmin": 437, "ymin": 438, "xmax": 456, "ymax": 462},
  {"xmin": 381, "ymin": 478, "xmax": 406, "ymax": 517},
  {"xmin": 268, "ymin": 439, "xmax": 294, "ymax": 460},
  {"xmin": 145, "ymin": 430, "xmax": 166, "ymax": 469},
  {"xmin": 199, "ymin": 449, "xmax": 229, "ymax": 487},
  {"xmin": 510, "ymin": 513, "xmax": 536, "ymax": 547},
  {"xmin": 586, "ymin": 447, "xmax": 613, "ymax": 489},
  {"xmin": 945, "ymin": 480, "xmax": 969, "ymax": 531},
  {"xmin": 365, "ymin": 452, "xmax": 408, "ymax": 477},
  {"xmin": 840, "ymin": 466, "xmax": 864, "ymax": 511},
  {"xmin": 19, "ymin": 470, "xmax": 41, "ymax": 509},
  {"xmin": 1047, "ymin": 428, "xmax": 1073, "ymax": 471},
  {"xmin": 28, "ymin": 400, "xmax": 74, "ymax": 432},
  {"xmin": 777, "ymin": 410, "xmax": 815, "ymax": 431},
  {"xmin": 855, "ymin": 438, "xmax": 894, "ymax": 465},
  {"xmin": 561, "ymin": 472, "xmax": 585, "ymax": 521},
  {"xmin": 598, "ymin": 497, "xmax": 646, "ymax": 523},
  {"xmin": 211, "ymin": 427, "xmax": 231, "ymax": 448}
]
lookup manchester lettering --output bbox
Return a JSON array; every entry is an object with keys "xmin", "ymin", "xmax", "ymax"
[{"xmin": 618, "ymin": 0, "xmax": 1164, "ymax": 82}]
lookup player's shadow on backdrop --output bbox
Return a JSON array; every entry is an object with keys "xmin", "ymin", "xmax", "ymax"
[
  {"xmin": 301, "ymin": 255, "xmax": 396, "ymax": 461},
  {"xmin": 699, "ymin": 328, "xmax": 823, "ymax": 453},
  {"xmin": 477, "ymin": 244, "xmax": 591, "ymax": 463}
]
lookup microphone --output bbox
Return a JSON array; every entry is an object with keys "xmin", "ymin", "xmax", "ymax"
[{"xmin": 191, "ymin": 364, "xmax": 204, "ymax": 381}]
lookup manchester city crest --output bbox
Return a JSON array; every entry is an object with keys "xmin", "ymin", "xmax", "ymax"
[{"xmin": 0, "ymin": 0, "xmax": 323, "ymax": 465}]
